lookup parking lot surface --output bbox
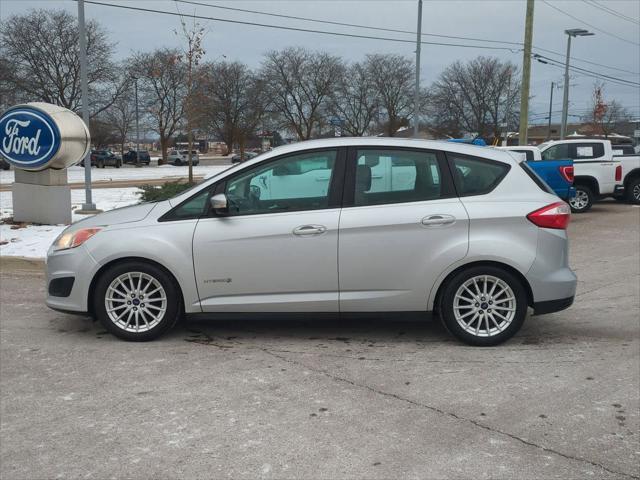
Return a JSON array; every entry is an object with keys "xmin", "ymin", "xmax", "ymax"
[{"xmin": 1, "ymin": 201, "xmax": 638, "ymax": 479}]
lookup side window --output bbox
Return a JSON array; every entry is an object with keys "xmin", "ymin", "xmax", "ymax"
[
  {"xmin": 224, "ymin": 150, "xmax": 337, "ymax": 215},
  {"xmin": 161, "ymin": 187, "xmax": 211, "ymax": 221},
  {"xmin": 541, "ymin": 144, "xmax": 570, "ymax": 160},
  {"xmin": 572, "ymin": 143, "xmax": 604, "ymax": 159},
  {"xmin": 354, "ymin": 149, "xmax": 443, "ymax": 206},
  {"xmin": 451, "ymin": 155, "xmax": 510, "ymax": 196}
]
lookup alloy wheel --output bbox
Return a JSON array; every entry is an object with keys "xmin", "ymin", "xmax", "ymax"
[
  {"xmin": 570, "ymin": 189, "xmax": 589, "ymax": 211},
  {"xmin": 104, "ymin": 272, "xmax": 167, "ymax": 333},
  {"xmin": 633, "ymin": 183, "xmax": 640, "ymax": 202},
  {"xmin": 453, "ymin": 275, "xmax": 516, "ymax": 337}
]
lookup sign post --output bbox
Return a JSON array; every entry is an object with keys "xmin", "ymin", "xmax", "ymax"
[{"xmin": 0, "ymin": 102, "xmax": 91, "ymax": 225}]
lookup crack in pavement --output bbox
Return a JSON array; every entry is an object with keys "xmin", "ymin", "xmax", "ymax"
[{"xmin": 260, "ymin": 347, "xmax": 640, "ymax": 480}]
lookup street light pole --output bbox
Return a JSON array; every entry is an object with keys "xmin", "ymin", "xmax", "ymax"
[
  {"xmin": 518, "ymin": 0, "xmax": 535, "ymax": 146},
  {"xmin": 413, "ymin": 0, "xmax": 423, "ymax": 138},
  {"xmin": 560, "ymin": 29, "xmax": 594, "ymax": 139},
  {"xmin": 77, "ymin": 0, "xmax": 97, "ymax": 212}
]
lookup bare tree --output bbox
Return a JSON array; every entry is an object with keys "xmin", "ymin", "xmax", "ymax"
[
  {"xmin": 428, "ymin": 56, "xmax": 520, "ymax": 139},
  {"xmin": 261, "ymin": 47, "xmax": 343, "ymax": 140},
  {"xmin": 175, "ymin": 13, "xmax": 206, "ymax": 183},
  {"xmin": 585, "ymin": 83, "xmax": 632, "ymax": 138},
  {"xmin": 365, "ymin": 54, "xmax": 414, "ymax": 136},
  {"xmin": 103, "ymin": 82, "xmax": 136, "ymax": 156},
  {"xmin": 199, "ymin": 61, "xmax": 267, "ymax": 156},
  {"xmin": 329, "ymin": 61, "xmax": 379, "ymax": 136},
  {"xmin": 0, "ymin": 9, "xmax": 125, "ymax": 117},
  {"xmin": 133, "ymin": 49, "xmax": 186, "ymax": 164}
]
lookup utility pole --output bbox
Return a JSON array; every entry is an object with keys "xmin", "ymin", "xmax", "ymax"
[
  {"xmin": 413, "ymin": 0, "xmax": 423, "ymax": 138},
  {"xmin": 518, "ymin": 0, "xmax": 534, "ymax": 146},
  {"xmin": 560, "ymin": 29, "xmax": 594, "ymax": 139},
  {"xmin": 547, "ymin": 81, "xmax": 555, "ymax": 140},
  {"xmin": 133, "ymin": 77, "xmax": 141, "ymax": 167},
  {"xmin": 77, "ymin": 0, "xmax": 98, "ymax": 213}
]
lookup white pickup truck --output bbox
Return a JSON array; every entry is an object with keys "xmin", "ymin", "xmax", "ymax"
[
  {"xmin": 612, "ymin": 144, "xmax": 640, "ymax": 204},
  {"xmin": 538, "ymin": 139, "xmax": 632, "ymax": 212}
]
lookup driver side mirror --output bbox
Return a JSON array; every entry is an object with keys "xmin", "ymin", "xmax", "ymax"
[{"xmin": 210, "ymin": 193, "xmax": 228, "ymax": 214}]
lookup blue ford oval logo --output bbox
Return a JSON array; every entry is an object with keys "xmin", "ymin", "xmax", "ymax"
[{"xmin": 0, "ymin": 106, "xmax": 61, "ymax": 169}]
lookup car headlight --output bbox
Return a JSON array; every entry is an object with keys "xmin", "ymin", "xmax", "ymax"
[{"xmin": 53, "ymin": 227, "xmax": 102, "ymax": 251}]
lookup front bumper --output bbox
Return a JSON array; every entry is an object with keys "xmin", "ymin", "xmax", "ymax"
[{"xmin": 45, "ymin": 244, "xmax": 99, "ymax": 314}]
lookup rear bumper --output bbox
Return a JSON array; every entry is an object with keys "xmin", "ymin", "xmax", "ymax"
[
  {"xmin": 533, "ymin": 296, "xmax": 574, "ymax": 315},
  {"xmin": 614, "ymin": 184, "xmax": 625, "ymax": 196}
]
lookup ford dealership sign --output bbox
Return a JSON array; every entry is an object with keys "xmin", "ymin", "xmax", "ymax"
[{"xmin": 0, "ymin": 103, "xmax": 90, "ymax": 171}]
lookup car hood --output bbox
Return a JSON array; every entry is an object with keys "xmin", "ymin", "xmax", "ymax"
[{"xmin": 73, "ymin": 202, "xmax": 157, "ymax": 229}]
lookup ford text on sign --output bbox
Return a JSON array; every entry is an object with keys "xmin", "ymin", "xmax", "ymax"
[{"xmin": 0, "ymin": 106, "xmax": 61, "ymax": 170}]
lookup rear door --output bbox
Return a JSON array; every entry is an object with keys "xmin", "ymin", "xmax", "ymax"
[{"xmin": 338, "ymin": 147, "xmax": 469, "ymax": 312}]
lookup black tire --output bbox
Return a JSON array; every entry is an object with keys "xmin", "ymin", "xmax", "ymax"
[
  {"xmin": 93, "ymin": 261, "xmax": 181, "ymax": 341},
  {"xmin": 569, "ymin": 185, "xmax": 594, "ymax": 213},
  {"xmin": 115, "ymin": 160, "xmax": 121, "ymax": 168},
  {"xmin": 439, "ymin": 265, "xmax": 528, "ymax": 346},
  {"xmin": 174, "ymin": 159, "xmax": 182, "ymax": 166},
  {"xmin": 627, "ymin": 177, "xmax": 640, "ymax": 205}
]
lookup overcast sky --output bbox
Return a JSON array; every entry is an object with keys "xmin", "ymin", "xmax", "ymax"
[{"xmin": 2, "ymin": 0, "xmax": 639, "ymax": 126}]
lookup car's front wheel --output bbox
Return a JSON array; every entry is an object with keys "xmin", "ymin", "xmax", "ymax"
[
  {"xmin": 94, "ymin": 261, "xmax": 181, "ymax": 341},
  {"xmin": 569, "ymin": 185, "xmax": 593, "ymax": 213},
  {"xmin": 439, "ymin": 266, "xmax": 528, "ymax": 346}
]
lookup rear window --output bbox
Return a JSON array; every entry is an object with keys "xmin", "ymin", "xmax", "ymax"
[
  {"xmin": 573, "ymin": 143, "xmax": 604, "ymax": 159},
  {"xmin": 450, "ymin": 154, "xmax": 510, "ymax": 196},
  {"xmin": 520, "ymin": 162, "xmax": 554, "ymax": 194}
]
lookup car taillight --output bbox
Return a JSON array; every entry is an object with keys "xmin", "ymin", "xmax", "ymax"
[
  {"xmin": 559, "ymin": 166, "xmax": 574, "ymax": 183},
  {"xmin": 615, "ymin": 165, "xmax": 622, "ymax": 182},
  {"xmin": 527, "ymin": 201, "xmax": 571, "ymax": 230}
]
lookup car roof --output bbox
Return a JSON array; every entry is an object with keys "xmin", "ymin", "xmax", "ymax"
[{"xmin": 251, "ymin": 137, "xmax": 518, "ymax": 165}]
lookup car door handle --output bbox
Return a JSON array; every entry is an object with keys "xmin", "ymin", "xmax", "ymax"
[
  {"xmin": 421, "ymin": 215, "xmax": 456, "ymax": 227},
  {"xmin": 293, "ymin": 225, "xmax": 327, "ymax": 236}
]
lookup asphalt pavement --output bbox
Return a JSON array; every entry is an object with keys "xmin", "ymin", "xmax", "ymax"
[{"xmin": 1, "ymin": 200, "xmax": 638, "ymax": 479}]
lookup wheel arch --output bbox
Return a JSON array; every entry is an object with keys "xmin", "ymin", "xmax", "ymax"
[
  {"xmin": 431, "ymin": 260, "xmax": 534, "ymax": 315},
  {"xmin": 572, "ymin": 175, "xmax": 599, "ymax": 196},
  {"xmin": 87, "ymin": 256, "xmax": 186, "ymax": 318},
  {"xmin": 624, "ymin": 168, "xmax": 640, "ymax": 187}
]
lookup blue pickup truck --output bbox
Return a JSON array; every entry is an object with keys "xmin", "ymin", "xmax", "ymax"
[
  {"xmin": 446, "ymin": 139, "xmax": 574, "ymax": 200},
  {"xmin": 498, "ymin": 146, "xmax": 575, "ymax": 201}
]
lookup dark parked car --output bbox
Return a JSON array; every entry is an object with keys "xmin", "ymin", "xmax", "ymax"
[
  {"xmin": 0, "ymin": 157, "xmax": 10, "ymax": 170},
  {"xmin": 123, "ymin": 150, "xmax": 151, "ymax": 165},
  {"xmin": 81, "ymin": 150, "xmax": 121, "ymax": 168},
  {"xmin": 231, "ymin": 151, "xmax": 258, "ymax": 163}
]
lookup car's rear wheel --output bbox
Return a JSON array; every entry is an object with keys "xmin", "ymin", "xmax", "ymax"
[
  {"xmin": 569, "ymin": 185, "xmax": 593, "ymax": 213},
  {"xmin": 439, "ymin": 266, "xmax": 528, "ymax": 346},
  {"xmin": 627, "ymin": 178, "xmax": 640, "ymax": 205},
  {"xmin": 94, "ymin": 262, "xmax": 181, "ymax": 341}
]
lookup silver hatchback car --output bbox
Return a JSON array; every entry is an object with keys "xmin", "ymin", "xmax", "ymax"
[{"xmin": 46, "ymin": 138, "xmax": 577, "ymax": 345}]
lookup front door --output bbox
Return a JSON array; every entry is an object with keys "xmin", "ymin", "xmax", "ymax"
[
  {"xmin": 338, "ymin": 147, "xmax": 469, "ymax": 312},
  {"xmin": 193, "ymin": 148, "xmax": 344, "ymax": 312}
]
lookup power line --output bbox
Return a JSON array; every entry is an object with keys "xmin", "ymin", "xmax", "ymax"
[
  {"xmin": 533, "ymin": 54, "xmax": 640, "ymax": 88},
  {"xmin": 541, "ymin": 0, "xmax": 640, "ymax": 47},
  {"xmin": 534, "ymin": 54, "xmax": 640, "ymax": 86},
  {"xmin": 582, "ymin": 0, "xmax": 640, "ymax": 26},
  {"xmin": 175, "ymin": 0, "xmax": 524, "ymax": 46},
  {"xmin": 81, "ymin": 0, "xmax": 518, "ymax": 51},
  {"xmin": 176, "ymin": 0, "xmax": 639, "ymax": 76}
]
